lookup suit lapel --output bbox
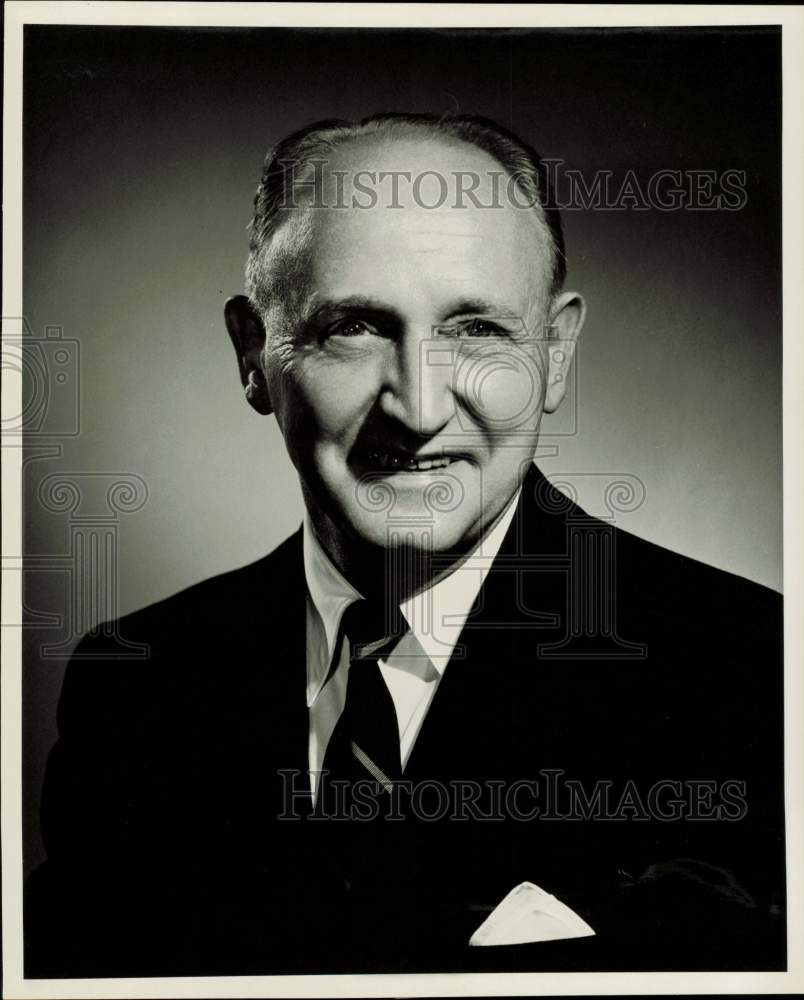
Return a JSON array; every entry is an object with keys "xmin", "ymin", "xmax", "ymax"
[
  {"xmin": 265, "ymin": 529, "xmax": 311, "ymax": 803},
  {"xmin": 403, "ymin": 464, "xmax": 573, "ymax": 783},
  {"xmin": 222, "ymin": 529, "xmax": 311, "ymax": 821}
]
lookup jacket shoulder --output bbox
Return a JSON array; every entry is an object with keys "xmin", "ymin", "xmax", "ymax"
[
  {"xmin": 77, "ymin": 529, "xmax": 302, "ymax": 650},
  {"xmin": 613, "ymin": 524, "xmax": 781, "ymax": 634},
  {"xmin": 57, "ymin": 530, "xmax": 303, "ymax": 731}
]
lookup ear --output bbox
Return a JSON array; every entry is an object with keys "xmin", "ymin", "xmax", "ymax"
[
  {"xmin": 543, "ymin": 291, "xmax": 586, "ymax": 413},
  {"xmin": 224, "ymin": 295, "xmax": 272, "ymax": 415}
]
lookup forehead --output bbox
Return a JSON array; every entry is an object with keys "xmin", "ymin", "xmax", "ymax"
[{"xmin": 279, "ymin": 133, "xmax": 553, "ymax": 316}]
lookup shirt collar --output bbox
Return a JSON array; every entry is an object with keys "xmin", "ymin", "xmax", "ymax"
[
  {"xmin": 303, "ymin": 516, "xmax": 362, "ymax": 706},
  {"xmin": 303, "ymin": 486, "xmax": 521, "ymax": 702}
]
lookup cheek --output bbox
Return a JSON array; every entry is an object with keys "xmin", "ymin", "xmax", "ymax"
[
  {"xmin": 454, "ymin": 344, "xmax": 546, "ymax": 434},
  {"xmin": 277, "ymin": 361, "xmax": 375, "ymax": 450}
]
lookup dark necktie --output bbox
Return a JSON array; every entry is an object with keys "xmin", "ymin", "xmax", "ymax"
[{"xmin": 317, "ymin": 599, "xmax": 407, "ymax": 816}]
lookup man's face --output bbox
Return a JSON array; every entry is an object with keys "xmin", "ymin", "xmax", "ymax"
[{"xmin": 260, "ymin": 135, "xmax": 566, "ymax": 558}]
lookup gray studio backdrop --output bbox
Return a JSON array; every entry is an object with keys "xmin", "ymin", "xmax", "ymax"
[{"xmin": 21, "ymin": 26, "xmax": 781, "ymax": 873}]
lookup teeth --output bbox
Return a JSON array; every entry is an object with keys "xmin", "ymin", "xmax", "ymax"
[{"xmin": 368, "ymin": 451, "xmax": 455, "ymax": 471}]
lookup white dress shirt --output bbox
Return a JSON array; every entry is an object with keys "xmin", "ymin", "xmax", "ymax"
[{"xmin": 304, "ymin": 490, "xmax": 520, "ymax": 802}]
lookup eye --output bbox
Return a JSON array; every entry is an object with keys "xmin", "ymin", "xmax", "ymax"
[
  {"xmin": 328, "ymin": 319, "xmax": 375, "ymax": 338},
  {"xmin": 461, "ymin": 318, "xmax": 507, "ymax": 338}
]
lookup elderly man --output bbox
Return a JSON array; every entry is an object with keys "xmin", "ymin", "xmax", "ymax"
[{"xmin": 26, "ymin": 113, "xmax": 784, "ymax": 977}]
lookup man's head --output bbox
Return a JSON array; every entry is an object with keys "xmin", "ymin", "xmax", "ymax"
[{"xmin": 226, "ymin": 113, "xmax": 585, "ymax": 576}]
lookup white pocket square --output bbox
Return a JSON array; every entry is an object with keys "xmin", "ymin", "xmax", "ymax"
[{"xmin": 469, "ymin": 881, "xmax": 596, "ymax": 947}]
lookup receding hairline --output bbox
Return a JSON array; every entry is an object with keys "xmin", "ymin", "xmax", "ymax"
[
  {"xmin": 245, "ymin": 113, "xmax": 566, "ymax": 314},
  {"xmin": 300, "ymin": 126, "xmax": 550, "ymax": 209}
]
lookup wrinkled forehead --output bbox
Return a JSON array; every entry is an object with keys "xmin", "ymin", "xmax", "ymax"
[{"xmin": 264, "ymin": 132, "xmax": 554, "ymax": 316}]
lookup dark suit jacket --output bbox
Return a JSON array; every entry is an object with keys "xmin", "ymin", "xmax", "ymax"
[{"xmin": 25, "ymin": 465, "xmax": 785, "ymax": 976}]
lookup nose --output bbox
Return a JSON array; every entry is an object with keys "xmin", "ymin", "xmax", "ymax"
[{"xmin": 379, "ymin": 328, "xmax": 455, "ymax": 437}]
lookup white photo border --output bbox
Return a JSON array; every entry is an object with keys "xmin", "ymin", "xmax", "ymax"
[{"xmin": 3, "ymin": 3, "xmax": 803, "ymax": 997}]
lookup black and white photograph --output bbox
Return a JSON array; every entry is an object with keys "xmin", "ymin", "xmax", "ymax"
[{"xmin": 2, "ymin": 3, "xmax": 803, "ymax": 996}]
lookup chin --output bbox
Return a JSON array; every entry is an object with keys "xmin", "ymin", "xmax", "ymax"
[{"xmin": 345, "ymin": 506, "xmax": 479, "ymax": 555}]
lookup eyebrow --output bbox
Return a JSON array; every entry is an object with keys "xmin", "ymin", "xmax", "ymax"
[
  {"xmin": 439, "ymin": 298, "xmax": 521, "ymax": 321},
  {"xmin": 303, "ymin": 295, "xmax": 522, "ymax": 325},
  {"xmin": 304, "ymin": 295, "xmax": 394, "ymax": 323}
]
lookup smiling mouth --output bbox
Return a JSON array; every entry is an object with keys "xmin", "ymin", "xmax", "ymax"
[{"xmin": 361, "ymin": 449, "xmax": 465, "ymax": 473}]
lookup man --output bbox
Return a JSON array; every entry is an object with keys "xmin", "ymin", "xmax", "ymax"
[{"xmin": 26, "ymin": 113, "xmax": 785, "ymax": 976}]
